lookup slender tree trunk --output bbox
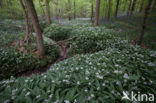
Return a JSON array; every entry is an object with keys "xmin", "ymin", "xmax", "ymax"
[
  {"xmin": 123, "ymin": 0, "xmax": 127, "ymax": 12},
  {"xmin": 74, "ymin": 0, "xmax": 76, "ymax": 19},
  {"xmin": 108, "ymin": 0, "xmax": 111, "ymax": 20},
  {"xmin": 151, "ymin": 0, "xmax": 156, "ymax": 11},
  {"xmin": 19, "ymin": 0, "xmax": 30, "ymax": 43},
  {"xmin": 68, "ymin": 0, "xmax": 71, "ymax": 20},
  {"xmin": 25, "ymin": 0, "xmax": 45, "ymax": 57},
  {"xmin": 127, "ymin": 0, "xmax": 132, "ymax": 16},
  {"xmin": 91, "ymin": 0, "xmax": 94, "ymax": 21},
  {"xmin": 114, "ymin": 0, "xmax": 120, "ymax": 19},
  {"xmin": 130, "ymin": 0, "xmax": 137, "ymax": 15},
  {"xmin": 138, "ymin": 0, "xmax": 153, "ymax": 45},
  {"xmin": 0, "ymin": 0, "xmax": 2, "ymax": 8},
  {"xmin": 94, "ymin": 0, "xmax": 100, "ymax": 26},
  {"xmin": 139, "ymin": 0, "xmax": 145, "ymax": 13},
  {"xmin": 39, "ymin": 0, "xmax": 46, "ymax": 18},
  {"xmin": 45, "ymin": 0, "xmax": 51, "ymax": 25}
]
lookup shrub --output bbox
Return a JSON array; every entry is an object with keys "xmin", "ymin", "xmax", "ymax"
[
  {"xmin": 44, "ymin": 25, "xmax": 72, "ymax": 41},
  {"xmin": 0, "ymin": 49, "xmax": 36, "ymax": 79},
  {"xmin": 0, "ymin": 44, "xmax": 60, "ymax": 80},
  {"xmin": 67, "ymin": 26, "xmax": 119, "ymax": 56}
]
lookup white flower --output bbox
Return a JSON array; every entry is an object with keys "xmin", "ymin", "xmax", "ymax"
[
  {"xmin": 87, "ymin": 96, "xmax": 92, "ymax": 101},
  {"xmin": 114, "ymin": 70, "xmax": 122, "ymax": 74},
  {"xmin": 102, "ymin": 83, "xmax": 106, "ymax": 87},
  {"xmin": 96, "ymin": 74, "xmax": 103, "ymax": 79},
  {"xmin": 115, "ymin": 64, "xmax": 119, "ymax": 67},
  {"xmin": 23, "ymin": 88, "xmax": 26, "ymax": 92},
  {"xmin": 4, "ymin": 100, "xmax": 10, "ymax": 103},
  {"xmin": 36, "ymin": 95, "xmax": 40, "ymax": 99},
  {"xmin": 25, "ymin": 80, "xmax": 28, "ymax": 83},
  {"xmin": 123, "ymin": 73, "xmax": 129, "ymax": 79},
  {"xmin": 148, "ymin": 62, "xmax": 155, "ymax": 67},
  {"xmin": 44, "ymin": 75, "xmax": 47, "ymax": 79},
  {"xmin": 74, "ymin": 99, "xmax": 77, "ymax": 103},
  {"xmin": 91, "ymin": 94, "xmax": 95, "ymax": 97},
  {"xmin": 11, "ymin": 96, "xmax": 16, "ymax": 100},
  {"xmin": 54, "ymin": 100, "xmax": 59, "ymax": 103},
  {"xmin": 49, "ymin": 94, "xmax": 53, "ymax": 98},
  {"xmin": 84, "ymin": 89, "xmax": 88, "ymax": 92},
  {"xmin": 51, "ymin": 80, "xmax": 55, "ymax": 83},
  {"xmin": 97, "ymin": 87, "xmax": 100, "ymax": 90},
  {"xmin": 64, "ymin": 100, "xmax": 70, "ymax": 103},
  {"xmin": 77, "ymin": 81, "xmax": 80, "ymax": 85},
  {"xmin": 85, "ymin": 77, "xmax": 89, "ymax": 80},
  {"xmin": 88, "ymin": 82, "xmax": 91, "ymax": 85},
  {"xmin": 25, "ymin": 92, "xmax": 31, "ymax": 97}
]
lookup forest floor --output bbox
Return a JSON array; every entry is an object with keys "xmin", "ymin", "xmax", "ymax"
[{"xmin": 0, "ymin": 17, "xmax": 156, "ymax": 103}]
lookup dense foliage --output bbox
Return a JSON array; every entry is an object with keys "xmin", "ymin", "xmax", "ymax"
[
  {"xmin": 0, "ymin": 45, "xmax": 59, "ymax": 80},
  {"xmin": 0, "ymin": 21, "xmax": 156, "ymax": 102},
  {"xmin": 44, "ymin": 25, "xmax": 72, "ymax": 41},
  {"xmin": 0, "ymin": 21, "xmax": 60, "ymax": 80},
  {"xmin": 0, "ymin": 44, "xmax": 155, "ymax": 102}
]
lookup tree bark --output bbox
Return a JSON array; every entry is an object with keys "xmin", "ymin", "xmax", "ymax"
[
  {"xmin": 25, "ymin": 0, "xmax": 45, "ymax": 57},
  {"xmin": 91, "ymin": 0, "xmax": 94, "ymax": 21},
  {"xmin": 94, "ymin": 0, "xmax": 100, "ymax": 26},
  {"xmin": 68, "ymin": 0, "xmax": 71, "ymax": 20},
  {"xmin": 130, "ymin": 0, "xmax": 137, "ymax": 15},
  {"xmin": 139, "ymin": 0, "xmax": 145, "ymax": 13},
  {"xmin": 19, "ymin": 0, "xmax": 30, "ymax": 43},
  {"xmin": 114, "ymin": 0, "xmax": 120, "ymax": 19},
  {"xmin": 108, "ymin": 0, "xmax": 111, "ymax": 20},
  {"xmin": 138, "ymin": 0, "xmax": 153, "ymax": 45},
  {"xmin": 45, "ymin": 0, "xmax": 51, "ymax": 25},
  {"xmin": 127, "ymin": 0, "xmax": 132, "ymax": 16},
  {"xmin": 74, "ymin": 0, "xmax": 76, "ymax": 19}
]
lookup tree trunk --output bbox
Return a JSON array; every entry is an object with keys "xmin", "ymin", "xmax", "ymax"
[
  {"xmin": 108, "ymin": 0, "xmax": 111, "ymax": 20},
  {"xmin": 127, "ymin": 0, "xmax": 132, "ymax": 16},
  {"xmin": 151, "ymin": 0, "xmax": 156, "ymax": 11},
  {"xmin": 68, "ymin": 0, "xmax": 71, "ymax": 20},
  {"xmin": 130, "ymin": 0, "xmax": 137, "ymax": 15},
  {"xmin": 39, "ymin": 0, "xmax": 46, "ymax": 18},
  {"xmin": 19, "ymin": 0, "xmax": 30, "ymax": 43},
  {"xmin": 45, "ymin": 0, "xmax": 51, "ymax": 25},
  {"xmin": 94, "ymin": 0, "xmax": 100, "ymax": 26},
  {"xmin": 91, "ymin": 0, "xmax": 94, "ymax": 21},
  {"xmin": 74, "ymin": 0, "xmax": 76, "ymax": 19},
  {"xmin": 114, "ymin": 0, "xmax": 120, "ymax": 19},
  {"xmin": 139, "ymin": 0, "xmax": 145, "ymax": 13},
  {"xmin": 138, "ymin": 0, "xmax": 153, "ymax": 45},
  {"xmin": 25, "ymin": 0, "xmax": 45, "ymax": 57}
]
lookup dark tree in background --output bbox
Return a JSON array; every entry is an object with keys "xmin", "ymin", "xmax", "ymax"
[
  {"xmin": 25, "ymin": 0, "xmax": 45, "ymax": 57},
  {"xmin": 108, "ymin": 0, "xmax": 111, "ymax": 20},
  {"xmin": 45, "ymin": 0, "xmax": 51, "ymax": 25},
  {"xmin": 139, "ymin": 0, "xmax": 145, "ymax": 13},
  {"xmin": 127, "ymin": 0, "xmax": 132, "ymax": 16},
  {"xmin": 94, "ymin": 0, "xmax": 100, "ymax": 26},
  {"xmin": 19, "ymin": 0, "xmax": 30, "ymax": 43},
  {"xmin": 74, "ymin": 0, "xmax": 76, "ymax": 19},
  {"xmin": 114, "ymin": 0, "xmax": 120, "ymax": 19},
  {"xmin": 138, "ymin": 0, "xmax": 153, "ymax": 45},
  {"xmin": 91, "ymin": 0, "xmax": 94, "ymax": 21},
  {"xmin": 68, "ymin": 0, "xmax": 71, "ymax": 20},
  {"xmin": 130, "ymin": 0, "xmax": 137, "ymax": 15}
]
